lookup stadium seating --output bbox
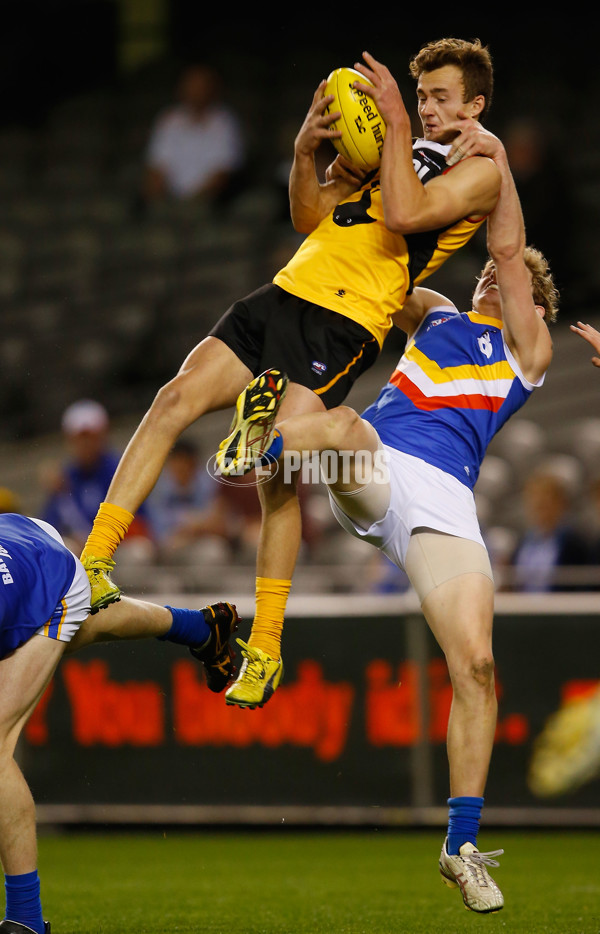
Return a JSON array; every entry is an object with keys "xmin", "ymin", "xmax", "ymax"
[{"xmin": 1, "ymin": 60, "xmax": 599, "ymax": 595}]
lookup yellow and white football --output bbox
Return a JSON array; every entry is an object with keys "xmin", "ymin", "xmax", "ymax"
[{"xmin": 323, "ymin": 67, "xmax": 386, "ymax": 171}]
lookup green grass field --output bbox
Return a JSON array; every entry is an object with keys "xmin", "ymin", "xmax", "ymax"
[{"xmin": 37, "ymin": 829, "xmax": 599, "ymax": 934}]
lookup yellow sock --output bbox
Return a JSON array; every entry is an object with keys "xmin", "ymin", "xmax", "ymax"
[
  {"xmin": 248, "ymin": 576, "xmax": 291, "ymax": 660},
  {"xmin": 80, "ymin": 501, "xmax": 135, "ymax": 562}
]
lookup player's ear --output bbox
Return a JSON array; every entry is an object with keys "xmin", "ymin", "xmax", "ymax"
[
  {"xmin": 535, "ymin": 304, "xmax": 546, "ymax": 319},
  {"xmin": 467, "ymin": 95, "xmax": 486, "ymax": 119}
]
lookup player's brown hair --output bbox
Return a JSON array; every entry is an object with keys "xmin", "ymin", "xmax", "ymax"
[
  {"xmin": 524, "ymin": 246, "xmax": 559, "ymax": 324},
  {"xmin": 409, "ymin": 38, "xmax": 494, "ymax": 118}
]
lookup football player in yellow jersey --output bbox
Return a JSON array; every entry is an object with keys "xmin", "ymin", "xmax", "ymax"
[
  {"xmin": 219, "ymin": 123, "xmax": 557, "ymax": 912},
  {"xmin": 80, "ymin": 39, "xmax": 502, "ymax": 711}
]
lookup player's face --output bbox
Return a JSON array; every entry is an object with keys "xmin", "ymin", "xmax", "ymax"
[
  {"xmin": 472, "ymin": 261, "xmax": 501, "ymax": 312},
  {"xmin": 473, "ymin": 261, "xmax": 539, "ymax": 316},
  {"xmin": 417, "ymin": 66, "xmax": 476, "ymax": 143}
]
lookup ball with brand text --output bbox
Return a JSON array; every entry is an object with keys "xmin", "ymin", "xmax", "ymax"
[{"xmin": 323, "ymin": 67, "xmax": 386, "ymax": 171}]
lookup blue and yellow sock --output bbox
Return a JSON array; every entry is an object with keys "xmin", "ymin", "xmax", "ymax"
[
  {"xmin": 4, "ymin": 869, "xmax": 44, "ymax": 934},
  {"xmin": 447, "ymin": 796, "xmax": 484, "ymax": 854},
  {"xmin": 259, "ymin": 429, "xmax": 283, "ymax": 466},
  {"xmin": 158, "ymin": 607, "xmax": 211, "ymax": 649}
]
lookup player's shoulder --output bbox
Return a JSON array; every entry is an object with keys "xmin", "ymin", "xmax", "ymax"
[
  {"xmin": 412, "ymin": 138, "xmax": 449, "ymax": 154},
  {"xmin": 418, "ymin": 302, "xmax": 460, "ymax": 331},
  {"xmin": 444, "ymin": 151, "xmax": 501, "ymax": 187},
  {"xmin": 0, "ymin": 512, "xmax": 29, "ymax": 536},
  {"xmin": 439, "ymin": 150, "xmax": 501, "ymax": 219},
  {"xmin": 411, "ymin": 138, "xmax": 452, "ymax": 178},
  {"xmin": 398, "ymin": 291, "xmax": 458, "ymax": 341}
]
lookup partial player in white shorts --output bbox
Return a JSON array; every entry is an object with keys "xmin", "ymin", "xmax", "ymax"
[
  {"xmin": 326, "ymin": 432, "xmax": 493, "ymax": 604},
  {"xmin": 30, "ymin": 518, "xmax": 92, "ymax": 644},
  {"xmin": 0, "ymin": 512, "xmax": 239, "ymax": 932}
]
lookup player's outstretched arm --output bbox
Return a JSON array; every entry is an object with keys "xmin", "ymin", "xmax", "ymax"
[
  {"xmin": 482, "ymin": 130, "xmax": 552, "ymax": 382},
  {"xmin": 570, "ymin": 321, "xmax": 600, "ymax": 367},
  {"xmin": 450, "ymin": 118, "xmax": 553, "ymax": 382}
]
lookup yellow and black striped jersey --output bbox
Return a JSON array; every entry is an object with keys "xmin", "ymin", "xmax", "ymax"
[{"xmin": 273, "ymin": 139, "xmax": 485, "ymax": 349}]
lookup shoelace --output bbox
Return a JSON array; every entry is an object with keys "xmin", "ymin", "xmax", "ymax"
[
  {"xmin": 90, "ymin": 556, "xmax": 115, "ymax": 573},
  {"xmin": 238, "ymin": 642, "xmax": 266, "ymax": 684},
  {"xmin": 463, "ymin": 849, "xmax": 504, "ymax": 887}
]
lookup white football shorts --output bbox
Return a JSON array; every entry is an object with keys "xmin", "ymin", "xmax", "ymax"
[
  {"xmin": 32, "ymin": 519, "xmax": 92, "ymax": 643},
  {"xmin": 328, "ymin": 443, "xmax": 487, "ymax": 573}
]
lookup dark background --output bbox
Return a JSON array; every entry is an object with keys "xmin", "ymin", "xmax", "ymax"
[{"xmin": 0, "ymin": 4, "xmax": 590, "ymax": 133}]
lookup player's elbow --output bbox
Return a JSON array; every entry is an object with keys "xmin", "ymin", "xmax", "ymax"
[
  {"xmin": 487, "ymin": 240, "xmax": 523, "ymax": 265},
  {"xmin": 383, "ymin": 199, "xmax": 432, "ymax": 235},
  {"xmin": 385, "ymin": 218, "xmax": 410, "ymax": 235},
  {"xmin": 290, "ymin": 202, "xmax": 323, "ymax": 234},
  {"xmin": 291, "ymin": 216, "xmax": 318, "ymax": 235},
  {"xmin": 383, "ymin": 206, "xmax": 417, "ymax": 234}
]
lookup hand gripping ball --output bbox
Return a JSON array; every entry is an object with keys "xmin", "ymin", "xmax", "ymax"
[{"xmin": 323, "ymin": 67, "xmax": 386, "ymax": 170}]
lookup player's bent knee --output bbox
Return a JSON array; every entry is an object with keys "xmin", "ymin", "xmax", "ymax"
[
  {"xmin": 151, "ymin": 381, "xmax": 184, "ymax": 416},
  {"xmin": 470, "ymin": 655, "xmax": 496, "ymax": 688},
  {"xmin": 151, "ymin": 376, "xmax": 205, "ymax": 428},
  {"xmin": 327, "ymin": 406, "xmax": 363, "ymax": 446},
  {"xmin": 449, "ymin": 654, "xmax": 495, "ymax": 694}
]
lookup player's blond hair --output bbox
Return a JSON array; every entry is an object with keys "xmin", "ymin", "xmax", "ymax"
[
  {"xmin": 480, "ymin": 248, "xmax": 559, "ymax": 323},
  {"xmin": 524, "ymin": 246, "xmax": 559, "ymax": 324},
  {"xmin": 409, "ymin": 38, "xmax": 494, "ymax": 118}
]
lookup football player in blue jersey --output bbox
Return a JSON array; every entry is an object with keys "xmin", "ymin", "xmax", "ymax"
[
  {"xmin": 0, "ymin": 513, "xmax": 238, "ymax": 934},
  {"xmin": 218, "ymin": 122, "xmax": 558, "ymax": 912}
]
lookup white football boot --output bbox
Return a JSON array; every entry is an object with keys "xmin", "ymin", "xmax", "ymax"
[{"xmin": 439, "ymin": 837, "xmax": 504, "ymax": 913}]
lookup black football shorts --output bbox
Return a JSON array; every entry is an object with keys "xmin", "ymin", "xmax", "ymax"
[{"xmin": 209, "ymin": 283, "xmax": 379, "ymax": 409}]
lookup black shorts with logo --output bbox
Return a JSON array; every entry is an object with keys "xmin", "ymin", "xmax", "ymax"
[{"xmin": 209, "ymin": 283, "xmax": 380, "ymax": 410}]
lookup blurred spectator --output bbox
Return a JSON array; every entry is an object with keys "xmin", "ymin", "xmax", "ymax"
[
  {"xmin": 583, "ymin": 476, "xmax": 600, "ymax": 579},
  {"xmin": 509, "ymin": 468, "xmax": 589, "ymax": 592},
  {"xmin": 146, "ymin": 439, "xmax": 229, "ymax": 564},
  {"xmin": 150, "ymin": 464, "xmax": 321, "ymax": 568},
  {"xmin": 39, "ymin": 400, "xmax": 151, "ymax": 556},
  {"xmin": 141, "ymin": 62, "xmax": 247, "ymax": 209},
  {"xmin": 365, "ymin": 552, "xmax": 411, "ymax": 595},
  {"xmin": 214, "ymin": 472, "xmax": 264, "ymax": 564},
  {"xmin": 504, "ymin": 117, "xmax": 576, "ymax": 305}
]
